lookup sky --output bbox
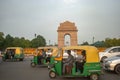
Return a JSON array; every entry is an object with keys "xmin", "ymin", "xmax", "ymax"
[{"xmin": 0, "ymin": 0, "xmax": 120, "ymax": 45}]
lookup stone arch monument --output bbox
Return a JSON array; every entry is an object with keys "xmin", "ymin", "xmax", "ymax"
[{"xmin": 57, "ymin": 21, "xmax": 78, "ymax": 48}]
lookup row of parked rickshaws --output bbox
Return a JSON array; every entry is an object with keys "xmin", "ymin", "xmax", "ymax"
[{"xmin": 1, "ymin": 46, "xmax": 102, "ymax": 80}]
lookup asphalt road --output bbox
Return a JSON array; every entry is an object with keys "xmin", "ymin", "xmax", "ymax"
[{"xmin": 0, "ymin": 57, "xmax": 120, "ymax": 80}]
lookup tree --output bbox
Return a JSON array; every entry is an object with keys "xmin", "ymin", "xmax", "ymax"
[
  {"xmin": 4, "ymin": 34, "xmax": 14, "ymax": 47},
  {"xmin": 81, "ymin": 41, "xmax": 89, "ymax": 45},
  {"xmin": 91, "ymin": 41, "xmax": 105, "ymax": 47},
  {"xmin": 19, "ymin": 37, "xmax": 31, "ymax": 48},
  {"xmin": 104, "ymin": 38, "xmax": 120, "ymax": 47},
  {"xmin": 30, "ymin": 35, "xmax": 46, "ymax": 48},
  {"xmin": 0, "ymin": 32, "xmax": 4, "ymax": 50},
  {"xmin": 12, "ymin": 37, "xmax": 31, "ymax": 48}
]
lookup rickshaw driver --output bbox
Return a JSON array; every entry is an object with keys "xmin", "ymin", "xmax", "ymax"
[
  {"xmin": 38, "ymin": 49, "xmax": 47, "ymax": 64},
  {"xmin": 63, "ymin": 50, "xmax": 74, "ymax": 74},
  {"xmin": 37, "ymin": 50, "xmax": 43, "ymax": 64}
]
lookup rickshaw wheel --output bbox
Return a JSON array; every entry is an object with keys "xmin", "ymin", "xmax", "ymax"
[
  {"xmin": 90, "ymin": 74, "xmax": 98, "ymax": 80},
  {"xmin": 49, "ymin": 71, "xmax": 56, "ymax": 78},
  {"xmin": 31, "ymin": 62, "xmax": 36, "ymax": 67},
  {"xmin": 115, "ymin": 65, "xmax": 120, "ymax": 74}
]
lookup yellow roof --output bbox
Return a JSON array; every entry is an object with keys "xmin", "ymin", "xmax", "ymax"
[
  {"xmin": 62, "ymin": 46, "xmax": 100, "ymax": 62},
  {"xmin": 37, "ymin": 46, "xmax": 58, "ymax": 56},
  {"xmin": 6, "ymin": 47, "xmax": 23, "ymax": 54},
  {"xmin": 37, "ymin": 46, "xmax": 58, "ymax": 49},
  {"xmin": 6, "ymin": 47, "xmax": 23, "ymax": 49}
]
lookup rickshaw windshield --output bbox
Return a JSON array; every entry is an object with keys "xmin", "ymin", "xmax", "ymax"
[
  {"xmin": 6, "ymin": 49, "xmax": 16, "ymax": 54},
  {"xmin": 54, "ymin": 49, "xmax": 62, "ymax": 58},
  {"xmin": 36, "ymin": 47, "xmax": 58, "ymax": 57}
]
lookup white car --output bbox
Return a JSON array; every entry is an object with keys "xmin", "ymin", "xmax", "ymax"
[
  {"xmin": 99, "ymin": 46, "xmax": 120, "ymax": 62},
  {"xmin": 103, "ymin": 55, "xmax": 120, "ymax": 74}
]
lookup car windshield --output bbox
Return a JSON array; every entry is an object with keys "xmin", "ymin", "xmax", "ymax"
[
  {"xmin": 104, "ymin": 48, "xmax": 111, "ymax": 52},
  {"xmin": 116, "ymin": 55, "xmax": 120, "ymax": 57}
]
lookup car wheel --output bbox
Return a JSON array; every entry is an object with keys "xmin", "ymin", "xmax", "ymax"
[
  {"xmin": 90, "ymin": 74, "xmax": 98, "ymax": 80},
  {"xmin": 101, "ymin": 56, "xmax": 107, "ymax": 62},
  {"xmin": 31, "ymin": 62, "xmax": 36, "ymax": 67},
  {"xmin": 49, "ymin": 71, "xmax": 56, "ymax": 78},
  {"xmin": 115, "ymin": 65, "xmax": 120, "ymax": 74}
]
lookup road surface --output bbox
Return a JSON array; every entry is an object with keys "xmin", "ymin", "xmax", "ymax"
[{"xmin": 0, "ymin": 57, "xmax": 120, "ymax": 80}]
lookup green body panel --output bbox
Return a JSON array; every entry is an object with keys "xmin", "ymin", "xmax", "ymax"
[
  {"xmin": 31, "ymin": 56, "xmax": 55, "ymax": 65},
  {"xmin": 50, "ymin": 57, "xmax": 54, "ymax": 64},
  {"xmin": 83, "ymin": 62, "xmax": 102, "ymax": 76},
  {"xmin": 32, "ymin": 56, "xmax": 38, "ymax": 64},
  {"xmin": 54, "ymin": 61, "xmax": 62, "ymax": 76},
  {"xmin": 51, "ymin": 62, "xmax": 102, "ymax": 77},
  {"xmin": 14, "ymin": 53, "xmax": 24, "ymax": 59},
  {"xmin": 2, "ymin": 53, "xmax": 24, "ymax": 60}
]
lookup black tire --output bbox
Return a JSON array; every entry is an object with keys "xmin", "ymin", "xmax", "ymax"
[
  {"xmin": 20, "ymin": 58, "xmax": 23, "ymax": 61},
  {"xmin": 90, "ymin": 74, "xmax": 98, "ymax": 80},
  {"xmin": 115, "ymin": 65, "xmax": 120, "ymax": 74},
  {"xmin": 49, "ymin": 71, "xmax": 56, "ymax": 78},
  {"xmin": 16, "ymin": 58, "xmax": 20, "ymax": 61},
  {"xmin": 2, "ymin": 57, "xmax": 6, "ymax": 61},
  {"xmin": 101, "ymin": 56, "xmax": 107, "ymax": 62},
  {"xmin": 31, "ymin": 62, "xmax": 36, "ymax": 67}
]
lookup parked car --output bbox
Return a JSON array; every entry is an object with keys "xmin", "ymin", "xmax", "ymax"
[
  {"xmin": 99, "ymin": 46, "xmax": 120, "ymax": 62},
  {"xmin": 103, "ymin": 55, "xmax": 120, "ymax": 74}
]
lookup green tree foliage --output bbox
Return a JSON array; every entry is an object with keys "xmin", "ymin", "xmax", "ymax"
[
  {"xmin": 0, "ymin": 32, "xmax": 4, "ymax": 50},
  {"xmin": 81, "ymin": 41, "xmax": 89, "ymax": 45},
  {"xmin": 12, "ymin": 37, "xmax": 31, "ymax": 48},
  {"xmin": 4, "ymin": 34, "xmax": 14, "ymax": 47},
  {"xmin": 105, "ymin": 38, "xmax": 120, "ymax": 47},
  {"xmin": 0, "ymin": 32, "xmax": 46, "ymax": 50},
  {"xmin": 31, "ymin": 35, "xmax": 46, "ymax": 48}
]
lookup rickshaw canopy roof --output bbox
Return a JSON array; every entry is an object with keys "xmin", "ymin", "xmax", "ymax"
[
  {"xmin": 62, "ymin": 46, "xmax": 100, "ymax": 62},
  {"xmin": 37, "ymin": 46, "xmax": 58, "ymax": 56},
  {"xmin": 6, "ymin": 47, "xmax": 23, "ymax": 54},
  {"xmin": 37, "ymin": 46, "xmax": 58, "ymax": 49}
]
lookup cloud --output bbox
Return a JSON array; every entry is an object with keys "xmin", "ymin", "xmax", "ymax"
[{"xmin": 63, "ymin": 0, "xmax": 78, "ymax": 4}]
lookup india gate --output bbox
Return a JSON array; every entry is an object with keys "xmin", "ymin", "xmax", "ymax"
[{"xmin": 57, "ymin": 21, "xmax": 78, "ymax": 48}]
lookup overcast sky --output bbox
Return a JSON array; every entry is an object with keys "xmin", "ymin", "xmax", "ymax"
[{"xmin": 0, "ymin": 0, "xmax": 120, "ymax": 45}]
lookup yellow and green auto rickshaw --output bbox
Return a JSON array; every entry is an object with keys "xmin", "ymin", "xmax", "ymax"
[
  {"xmin": 2, "ymin": 47, "xmax": 24, "ymax": 61},
  {"xmin": 48, "ymin": 46, "xmax": 102, "ymax": 80},
  {"xmin": 31, "ymin": 46, "xmax": 58, "ymax": 67}
]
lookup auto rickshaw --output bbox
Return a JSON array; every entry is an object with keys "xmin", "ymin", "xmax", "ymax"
[
  {"xmin": 48, "ymin": 46, "xmax": 102, "ymax": 80},
  {"xmin": 31, "ymin": 47, "xmax": 58, "ymax": 67},
  {"xmin": 2, "ymin": 47, "xmax": 24, "ymax": 61}
]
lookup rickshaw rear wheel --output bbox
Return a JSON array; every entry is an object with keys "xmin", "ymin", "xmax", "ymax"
[
  {"xmin": 49, "ymin": 71, "xmax": 56, "ymax": 78},
  {"xmin": 31, "ymin": 62, "xmax": 36, "ymax": 67},
  {"xmin": 90, "ymin": 74, "xmax": 98, "ymax": 80}
]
